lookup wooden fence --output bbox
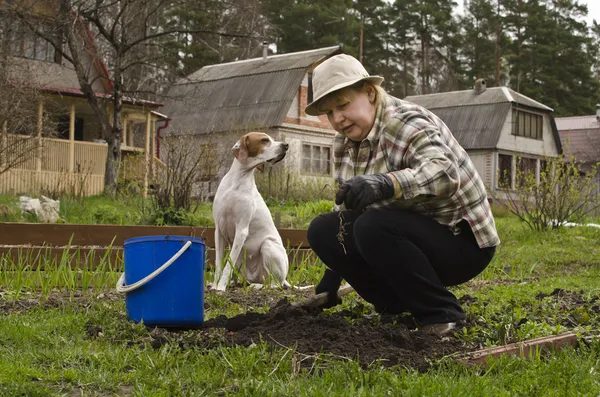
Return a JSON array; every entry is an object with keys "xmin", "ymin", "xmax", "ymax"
[{"xmin": 0, "ymin": 222, "xmax": 314, "ymax": 270}]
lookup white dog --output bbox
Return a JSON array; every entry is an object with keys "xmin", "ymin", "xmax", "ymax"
[{"xmin": 211, "ymin": 132, "xmax": 292, "ymax": 291}]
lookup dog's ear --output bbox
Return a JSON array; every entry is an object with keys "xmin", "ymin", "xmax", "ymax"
[{"xmin": 232, "ymin": 136, "xmax": 249, "ymax": 162}]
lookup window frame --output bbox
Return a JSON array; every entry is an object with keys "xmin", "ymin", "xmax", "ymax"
[
  {"xmin": 497, "ymin": 153, "xmax": 513, "ymax": 190},
  {"xmin": 301, "ymin": 143, "xmax": 331, "ymax": 176},
  {"xmin": 511, "ymin": 108, "xmax": 543, "ymax": 140},
  {"xmin": 4, "ymin": 17, "xmax": 60, "ymax": 63}
]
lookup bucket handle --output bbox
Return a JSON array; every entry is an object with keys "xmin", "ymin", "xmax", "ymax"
[{"xmin": 116, "ymin": 240, "xmax": 192, "ymax": 293}]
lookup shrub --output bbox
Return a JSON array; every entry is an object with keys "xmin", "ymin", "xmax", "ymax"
[
  {"xmin": 91, "ymin": 204, "xmax": 124, "ymax": 224},
  {"xmin": 255, "ymin": 168, "xmax": 335, "ymax": 203},
  {"xmin": 493, "ymin": 154, "xmax": 600, "ymax": 231}
]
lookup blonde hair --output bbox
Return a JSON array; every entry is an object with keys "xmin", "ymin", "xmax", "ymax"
[{"xmin": 316, "ymin": 81, "xmax": 386, "ymax": 115}]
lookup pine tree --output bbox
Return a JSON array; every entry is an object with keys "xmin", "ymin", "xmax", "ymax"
[
  {"xmin": 459, "ymin": 0, "xmax": 508, "ymax": 88},
  {"xmin": 503, "ymin": 0, "xmax": 599, "ymax": 116},
  {"xmin": 260, "ymin": 0, "xmax": 359, "ymax": 54}
]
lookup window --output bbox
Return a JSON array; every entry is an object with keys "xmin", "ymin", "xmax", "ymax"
[
  {"xmin": 7, "ymin": 19, "xmax": 59, "ymax": 62},
  {"xmin": 498, "ymin": 154, "xmax": 512, "ymax": 189},
  {"xmin": 302, "ymin": 144, "xmax": 331, "ymax": 175},
  {"xmin": 516, "ymin": 157, "xmax": 537, "ymax": 187},
  {"xmin": 512, "ymin": 109, "xmax": 543, "ymax": 139}
]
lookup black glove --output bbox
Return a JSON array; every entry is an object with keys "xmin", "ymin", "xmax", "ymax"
[
  {"xmin": 315, "ymin": 268, "xmax": 343, "ymax": 308},
  {"xmin": 335, "ymin": 174, "xmax": 395, "ymax": 212}
]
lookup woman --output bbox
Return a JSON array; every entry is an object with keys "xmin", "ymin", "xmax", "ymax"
[{"xmin": 305, "ymin": 54, "xmax": 499, "ymax": 336}]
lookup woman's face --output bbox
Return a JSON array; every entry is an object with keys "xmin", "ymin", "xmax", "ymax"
[{"xmin": 319, "ymin": 86, "xmax": 377, "ymax": 142}]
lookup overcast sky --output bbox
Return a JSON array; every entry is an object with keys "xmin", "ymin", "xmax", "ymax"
[{"xmin": 580, "ymin": 0, "xmax": 599, "ymax": 26}]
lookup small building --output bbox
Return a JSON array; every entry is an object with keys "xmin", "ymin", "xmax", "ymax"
[
  {"xmin": 0, "ymin": 3, "xmax": 163, "ymax": 197},
  {"xmin": 406, "ymin": 81, "xmax": 563, "ymax": 200},
  {"xmin": 555, "ymin": 105, "xmax": 600, "ymax": 197},
  {"xmin": 161, "ymin": 45, "xmax": 342, "ymax": 199}
]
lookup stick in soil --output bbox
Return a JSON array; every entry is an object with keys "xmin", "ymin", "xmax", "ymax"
[{"xmin": 337, "ymin": 211, "xmax": 349, "ymax": 254}]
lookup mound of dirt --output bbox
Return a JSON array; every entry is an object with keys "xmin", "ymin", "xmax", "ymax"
[{"xmin": 190, "ymin": 298, "xmax": 469, "ymax": 371}]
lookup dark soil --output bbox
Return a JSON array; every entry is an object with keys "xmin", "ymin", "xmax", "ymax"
[{"xmin": 193, "ymin": 296, "xmax": 467, "ymax": 371}]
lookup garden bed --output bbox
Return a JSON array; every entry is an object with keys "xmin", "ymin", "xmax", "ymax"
[{"xmin": 3, "ymin": 286, "xmax": 594, "ymax": 372}]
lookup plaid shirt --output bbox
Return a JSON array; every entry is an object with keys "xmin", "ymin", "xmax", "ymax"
[{"xmin": 334, "ymin": 94, "xmax": 500, "ymax": 248}]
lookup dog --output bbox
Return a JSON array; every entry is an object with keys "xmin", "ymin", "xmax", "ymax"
[{"xmin": 211, "ymin": 132, "xmax": 292, "ymax": 291}]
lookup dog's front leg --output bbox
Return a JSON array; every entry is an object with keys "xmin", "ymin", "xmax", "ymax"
[
  {"xmin": 211, "ymin": 226, "xmax": 226, "ymax": 289},
  {"xmin": 215, "ymin": 225, "xmax": 249, "ymax": 291}
]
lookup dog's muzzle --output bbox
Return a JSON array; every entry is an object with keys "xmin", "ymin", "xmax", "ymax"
[{"xmin": 267, "ymin": 143, "xmax": 288, "ymax": 164}]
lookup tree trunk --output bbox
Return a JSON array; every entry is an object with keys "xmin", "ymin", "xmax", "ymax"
[{"xmin": 105, "ymin": 64, "xmax": 123, "ymax": 197}]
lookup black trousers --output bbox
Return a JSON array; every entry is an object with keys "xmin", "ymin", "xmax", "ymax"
[{"xmin": 306, "ymin": 209, "xmax": 496, "ymax": 325}]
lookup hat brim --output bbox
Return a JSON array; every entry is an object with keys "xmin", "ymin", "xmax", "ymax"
[{"xmin": 304, "ymin": 75, "xmax": 384, "ymax": 116}]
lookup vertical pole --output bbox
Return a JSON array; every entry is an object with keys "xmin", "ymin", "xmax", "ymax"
[
  {"xmin": 128, "ymin": 121, "xmax": 134, "ymax": 147},
  {"xmin": 359, "ymin": 19, "xmax": 364, "ymax": 63},
  {"xmin": 36, "ymin": 101, "xmax": 44, "ymax": 172},
  {"xmin": 151, "ymin": 119, "xmax": 156, "ymax": 176},
  {"xmin": 69, "ymin": 103, "xmax": 75, "ymax": 173},
  {"xmin": 122, "ymin": 115, "xmax": 127, "ymax": 147},
  {"xmin": 0, "ymin": 121, "xmax": 6, "ymax": 168},
  {"xmin": 143, "ymin": 111, "xmax": 151, "ymax": 198}
]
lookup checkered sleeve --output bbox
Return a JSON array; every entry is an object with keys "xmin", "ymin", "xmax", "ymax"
[{"xmin": 385, "ymin": 113, "xmax": 461, "ymax": 200}]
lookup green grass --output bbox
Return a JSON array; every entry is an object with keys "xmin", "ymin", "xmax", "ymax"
[
  {"xmin": 2, "ymin": 194, "xmax": 600, "ymax": 395},
  {"xmin": 0, "ymin": 193, "xmax": 329, "ymax": 227},
  {"xmin": 1, "ymin": 304, "xmax": 599, "ymax": 396}
]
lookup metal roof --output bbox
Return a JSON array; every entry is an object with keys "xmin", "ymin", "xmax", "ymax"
[
  {"xmin": 556, "ymin": 115, "xmax": 600, "ymax": 164},
  {"xmin": 555, "ymin": 115, "xmax": 600, "ymax": 131},
  {"xmin": 419, "ymin": 103, "xmax": 512, "ymax": 150},
  {"xmin": 163, "ymin": 46, "xmax": 342, "ymax": 135},
  {"xmin": 406, "ymin": 86, "xmax": 553, "ymax": 112},
  {"xmin": 406, "ymin": 87, "xmax": 556, "ymax": 150},
  {"xmin": 185, "ymin": 46, "xmax": 342, "ymax": 82}
]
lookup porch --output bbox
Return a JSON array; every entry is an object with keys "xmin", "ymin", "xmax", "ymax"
[{"xmin": 0, "ymin": 96, "xmax": 164, "ymax": 197}]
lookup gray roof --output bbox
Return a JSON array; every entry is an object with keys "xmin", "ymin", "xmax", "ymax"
[
  {"xmin": 556, "ymin": 115, "xmax": 600, "ymax": 164},
  {"xmin": 406, "ymin": 87, "xmax": 557, "ymax": 150},
  {"xmin": 555, "ymin": 115, "xmax": 599, "ymax": 131},
  {"xmin": 406, "ymin": 87, "xmax": 553, "ymax": 112},
  {"xmin": 163, "ymin": 46, "xmax": 342, "ymax": 135}
]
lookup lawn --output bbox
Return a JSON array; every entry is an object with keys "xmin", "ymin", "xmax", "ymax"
[{"xmin": 1, "ymin": 194, "xmax": 600, "ymax": 396}]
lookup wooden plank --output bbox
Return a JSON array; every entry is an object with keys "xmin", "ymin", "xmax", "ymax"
[
  {"xmin": 0, "ymin": 222, "xmax": 213, "ymax": 247},
  {"xmin": 0, "ymin": 223, "xmax": 310, "ymax": 248},
  {"xmin": 0, "ymin": 246, "xmax": 317, "ymax": 271},
  {"xmin": 461, "ymin": 333, "xmax": 579, "ymax": 365}
]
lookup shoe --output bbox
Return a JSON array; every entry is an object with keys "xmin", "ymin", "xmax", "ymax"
[{"xmin": 420, "ymin": 322, "xmax": 457, "ymax": 337}]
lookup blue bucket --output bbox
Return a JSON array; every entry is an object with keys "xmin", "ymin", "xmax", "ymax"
[{"xmin": 117, "ymin": 235, "xmax": 205, "ymax": 328}]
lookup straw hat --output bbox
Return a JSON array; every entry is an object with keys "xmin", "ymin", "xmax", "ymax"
[{"xmin": 305, "ymin": 54, "xmax": 384, "ymax": 116}]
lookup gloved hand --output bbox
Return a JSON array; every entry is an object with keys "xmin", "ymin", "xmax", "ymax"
[
  {"xmin": 336, "ymin": 174, "xmax": 395, "ymax": 211},
  {"xmin": 315, "ymin": 268, "xmax": 343, "ymax": 308}
]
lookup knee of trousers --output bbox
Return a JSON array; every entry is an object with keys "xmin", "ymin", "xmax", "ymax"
[
  {"xmin": 306, "ymin": 213, "xmax": 338, "ymax": 252},
  {"xmin": 353, "ymin": 211, "xmax": 399, "ymax": 250}
]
